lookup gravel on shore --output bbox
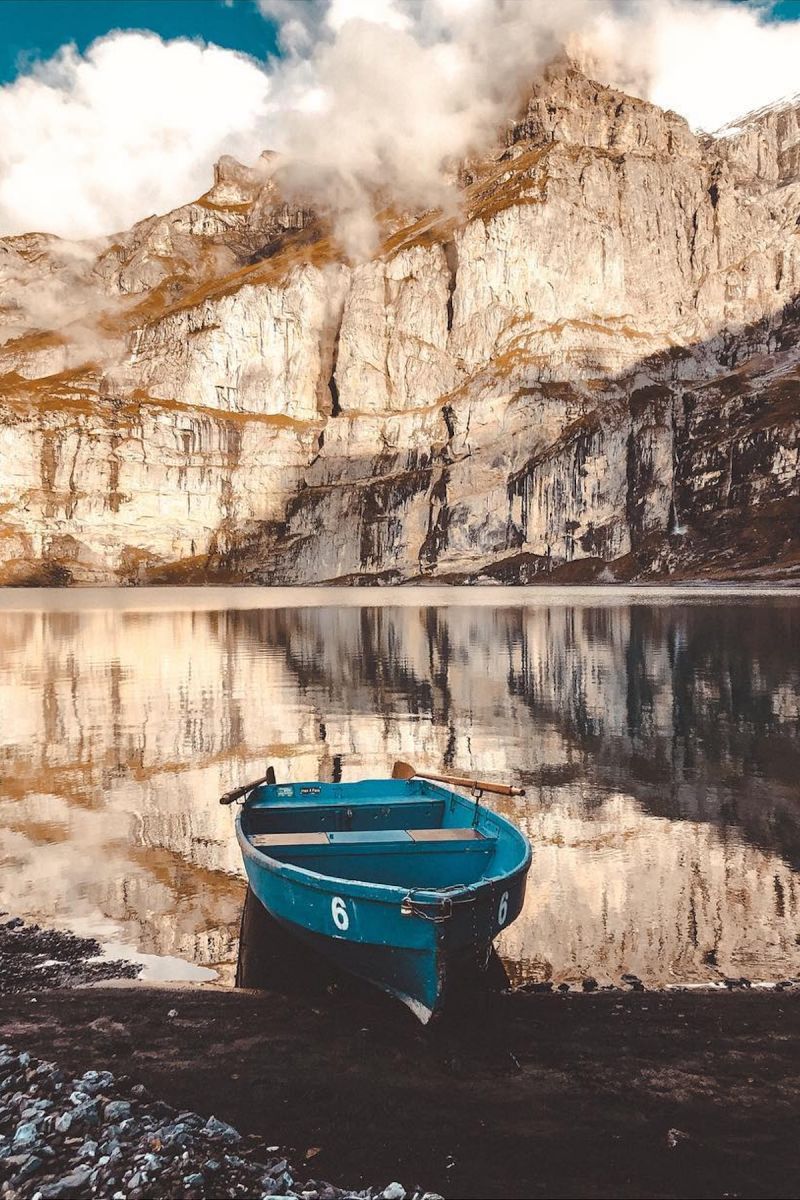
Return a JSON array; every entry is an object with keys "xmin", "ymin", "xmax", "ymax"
[
  {"xmin": 0, "ymin": 1043, "xmax": 431, "ymax": 1200},
  {"xmin": 0, "ymin": 918, "xmax": 140, "ymax": 993}
]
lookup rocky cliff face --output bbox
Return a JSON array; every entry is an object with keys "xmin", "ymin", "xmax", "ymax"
[{"xmin": 0, "ymin": 64, "xmax": 797, "ymax": 585}]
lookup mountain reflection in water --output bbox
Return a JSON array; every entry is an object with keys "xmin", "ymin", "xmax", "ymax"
[{"xmin": 0, "ymin": 590, "xmax": 798, "ymax": 987}]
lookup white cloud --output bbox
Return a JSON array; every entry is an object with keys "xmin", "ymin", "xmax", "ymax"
[
  {"xmin": 324, "ymin": 0, "xmax": 411, "ymax": 33},
  {"xmin": 651, "ymin": 1, "xmax": 800, "ymax": 131},
  {"xmin": 258, "ymin": 0, "xmax": 586, "ymax": 255},
  {"xmin": 571, "ymin": 0, "xmax": 800, "ymax": 132},
  {"xmin": 0, "ymin": 32, "xmax": 271, "ymax": 239}
]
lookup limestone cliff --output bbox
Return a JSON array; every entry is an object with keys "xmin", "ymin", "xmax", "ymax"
[{"xmin": 0, "ymin": 65, "xmax": 797, "ymax": 585}]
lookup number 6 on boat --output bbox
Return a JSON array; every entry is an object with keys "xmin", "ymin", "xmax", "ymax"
[
  {"xmin": 498, "ymin": 890, "xmax": 509, "ymax": 926},
  {"xmin": 331, "ymin": 895, "xmax": 350, "ymax": 931}
]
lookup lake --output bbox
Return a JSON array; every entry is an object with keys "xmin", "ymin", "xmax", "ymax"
[{"xmin": 1, "ymin": 586, "xmax": 799, "ymax": 989}]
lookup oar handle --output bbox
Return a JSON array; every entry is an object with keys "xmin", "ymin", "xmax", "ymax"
[
  {"xmin": 416, "ymin": 770, "xmax": 525, "ymax": 798},
  {"xmin": 219, "ymin": 771, "xmax": 272, "ymax": 806}
]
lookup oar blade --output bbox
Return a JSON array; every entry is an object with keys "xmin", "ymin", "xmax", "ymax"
[{"xmin": 392, "ymin": 759, "xmax": 416, "ymax": 780}]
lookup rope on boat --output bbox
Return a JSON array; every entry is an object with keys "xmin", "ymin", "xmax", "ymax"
[{"xmin": 401, "ymin": 886, "xmax": 475, "ymax": 922}]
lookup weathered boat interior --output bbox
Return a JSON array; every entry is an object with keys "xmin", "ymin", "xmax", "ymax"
[{"xmin": 240, "ymin": 779, "xmax": 515, "ymax": 888}]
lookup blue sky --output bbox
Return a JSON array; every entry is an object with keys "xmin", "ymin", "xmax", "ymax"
[
  {"xmin": 1, "ymin": 0, "xmax": 797, "ymax": 85},
  {"xmin": 0, "ymin": 1, "xmax": 280, "ymax": 83},
  {"xmin": 764, "ymin": 0, "xmax": 800, "ymax": 17}
]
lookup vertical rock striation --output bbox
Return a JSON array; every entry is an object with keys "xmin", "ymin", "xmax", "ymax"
[{"xmin": 0, "ymin": 64, "xmax": 798, "ymax": 584}]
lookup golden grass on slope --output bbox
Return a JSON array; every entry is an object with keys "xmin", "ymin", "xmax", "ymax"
[
  {"xmin": 124, "ymin": 389, "xmax": 323, "ymax": 431},
  {"xmin": 0, "ymin": 368, "xmax": 323, "ymax": 436},
  {"xmin": 463, "ymin": 144, "xmax": 552, "ymax": 223},
  {"xmin": 131, "ymin": 228, "xmax": 340, "ymax": 327},
  {"xmin": 0, "ymin": 368, "xmax": 100, "ymax": 416},
  {"xmin": 0, "ymin": 329, "xmax": 67, "ymax": 357},
  {"xmin": 377, "ymin": 147, "xmax": 553, "ymax": 259},
  {"xmin": 380, "ymin": 211, "xmax": 458, "ymax": 258},
  {"xmin": 193, "ymin": 196, "xmax": 254, "ymax": 214}
]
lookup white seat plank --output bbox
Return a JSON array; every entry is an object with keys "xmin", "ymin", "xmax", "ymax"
[
  {"xmin": 406, "ymin": 828, "xmax": 485, "ymax": 841},
  {"xmin": 250, "ymin": 832, "xmax": 328, "ymax": 847}
]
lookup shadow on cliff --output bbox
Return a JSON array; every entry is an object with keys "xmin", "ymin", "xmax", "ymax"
[{"xmin": 180, "ymin": 296, "xmax": 800, "ymax": 588}]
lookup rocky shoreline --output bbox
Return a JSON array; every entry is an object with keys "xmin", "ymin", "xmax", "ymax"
[
  {"xmin": 4, "ymin": 984, "xmax": 800, "ymax": 1200},
  {"xmin": 0, "ymin": 915, "xmax": 429, "ymax": 1197},
  {"xmin": 0, "ymin": 918, "xmax": 141, "ymax": 995},
  {"xmin": 0, "ymin": 1045, "xmax": 423, "ymax": 1200},
  {"xmin": 0, "ymin": 919, "xmax": 424, "ymax": 1199}
]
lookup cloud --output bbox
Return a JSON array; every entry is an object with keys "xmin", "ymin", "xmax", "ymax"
[
  {"xmin": 1, "ymin": 1, "xmax": 799, "ymax": 254},
  {"xmin": 260, "ymin": 0, "xmax": 800, "ymax": 135},
  {"xmin": 572, "ymin": 0, "xmax": 800, "ymax": 132},
  {"xmin": 255, "ymin": 0, "xmax": 800, "ymax": 256},
  {"xmin": 0, "ymin": 32, "xmax": 271, "ymax": 240},
  {"xmin": 258, "ymin": 0, "xmax": 591, "ymax": 255}
]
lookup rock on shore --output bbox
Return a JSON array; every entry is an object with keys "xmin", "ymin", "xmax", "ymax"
[
  {"xmin": 0, "ymin": 918, "xmax": 140, "ymax": 993},
  {"xmin": 0, "ymin": 1045, "xmax": 429, "ymax": 1200}
]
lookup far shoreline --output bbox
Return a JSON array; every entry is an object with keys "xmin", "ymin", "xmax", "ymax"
[{"xmin": 1, "ymin": 580, "xmax": 799, "ymax": 613}]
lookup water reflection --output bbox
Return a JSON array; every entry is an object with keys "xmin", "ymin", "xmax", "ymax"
[{"xmin": 0, "ymin": 591, "xmax": 798, "ymax": 986}]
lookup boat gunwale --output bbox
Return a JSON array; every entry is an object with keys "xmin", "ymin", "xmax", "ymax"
[{"xmin": 234, "ymin": 778, "xmax": 532, "ymax": 906}]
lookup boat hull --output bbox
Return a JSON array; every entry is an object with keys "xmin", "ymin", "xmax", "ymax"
[
  {"xmin": 234, "ymin": 776, "xmax": 531, "ymax": 1020},
  {"xmin": 238, "ymin": 820, "xmax": 528, "ymax": 1020}
]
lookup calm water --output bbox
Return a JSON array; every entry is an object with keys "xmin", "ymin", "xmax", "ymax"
[{"xmin": 1, "ymin": 586, "xmax": 799, "ymax": 989}]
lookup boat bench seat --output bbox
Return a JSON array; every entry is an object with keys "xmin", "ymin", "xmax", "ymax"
[
  {"xmin": 251, "ymin": 832, "xmax": 329, "ymax": 847},
  {"xmin": 407, "ymin": 828, "xmax": 486, "ymax": 841},
  {"xmin": 247, "ymin": 798, "xmax": 445, "ymax": 836},
  {"xmin": 250, "ymin": 827, "xmax": 489, "ymax": 849}
]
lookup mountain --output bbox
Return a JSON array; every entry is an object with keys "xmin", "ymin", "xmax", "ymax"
[{"xmin": 0, "ymin": 63, "xmax": 798, "ymax": 585}]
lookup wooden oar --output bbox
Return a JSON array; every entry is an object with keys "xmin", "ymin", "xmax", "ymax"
[
  {"xmin": 219, "ymin": 766, "xmax": 276, "ymax": 805},
  {"xmin": 392, "ymin": 760, "xmax": 525, "ymax": 797}
]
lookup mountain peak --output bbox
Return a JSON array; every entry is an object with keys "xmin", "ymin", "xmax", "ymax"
[
  {"xmin": 710, "ymin": 90, "xmax": 800, "ymax": 186},
  {"xmin": 713, "ymin": 91, "xmax": 800, "ymax": 139},
  {"xmin": 507, "ymin": 61, "xmax": 697, "ymax": 161}
]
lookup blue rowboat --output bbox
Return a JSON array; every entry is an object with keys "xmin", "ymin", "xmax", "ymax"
[{"xmin": 221, "ymin": 761, "xmax": 531, "ymax": 1023}]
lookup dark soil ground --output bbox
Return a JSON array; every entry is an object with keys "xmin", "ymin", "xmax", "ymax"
[
  {"xmin": 3, "ymin": 910, "xmax": 800, "ymax": 1199},
  {"xmin": 2, "ymin": 982, "xmax": 799, "ymax": 1200}
]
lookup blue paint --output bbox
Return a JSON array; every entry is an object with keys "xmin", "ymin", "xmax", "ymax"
[{"xmin": 235, "ymin": 776, "xmax": 532, "ymax": 1021}]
